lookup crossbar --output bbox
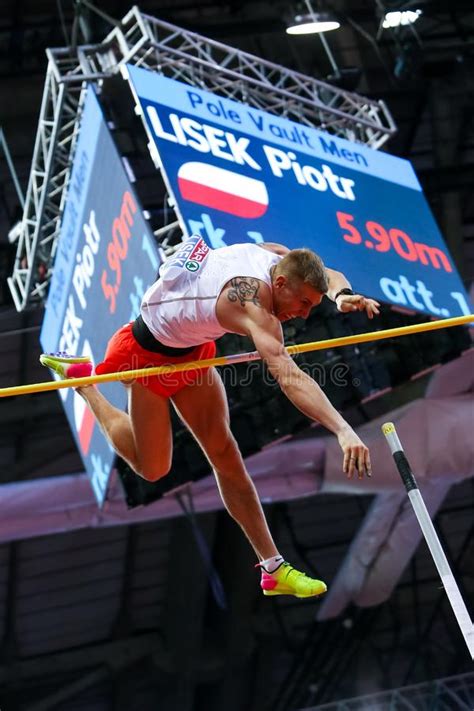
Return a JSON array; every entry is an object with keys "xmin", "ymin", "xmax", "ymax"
[{"xmin": 1, "ymin": 314, "xmax": 472, "ymax": 398}]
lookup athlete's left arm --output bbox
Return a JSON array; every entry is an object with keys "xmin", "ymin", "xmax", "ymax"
[
  {"xmin": 258, "ymin": 242, "xmax": 290, "ymax": 256},
  {"xmin": 326, "ymin": 267, "xmax": 380, "ymax": 320}
]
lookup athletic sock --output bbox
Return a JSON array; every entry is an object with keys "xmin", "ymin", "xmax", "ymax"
[{"xmin": 260, "ymin": 555, "xmax": 284, "ymax": 573}]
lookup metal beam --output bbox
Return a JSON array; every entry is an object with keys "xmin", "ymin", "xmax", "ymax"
[
  {"xmin": 8, "ymin": 60, "xmax": 84, "ymax": 310},
  {"xmin": 159, "ymin": 510, "xmax": 218, "ymax": 711},
  {"xmin": 111, "ymin": 526, "xmax": 136, "ymax": 639},
  {"xmin": 0, "ymin": 633, "xmax": 167, "ymax": 689},
  {"xmin": 418, "ymin": 163, "xmax": 474, "ymax": 195},
  {"xmin": 298, "ymin": 671, "xmax": 474, "ymax": 710},
  {"xmin": 26, "ymin": 668, "xmax": 107, "ymax": 711},
  {"xmin": 211, "ymin": 512, "xmax": 260, "ymax": 711},
  {"xmin": 0, "ymin": 544, "xmax": 19, "ymax": 671},
  {"xmin": 429, "ymin": 80, "xmax": 465, "ymax": 274},
  {"xmin": 117, "ymin": 8, "xmax": 395, "ymax": 144},
  {"xmin": 0, "ymin": 394, "xmax": 63, "ymax": 426}
]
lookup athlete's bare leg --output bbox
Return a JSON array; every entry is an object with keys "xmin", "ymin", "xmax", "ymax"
[
  {"xmin": 76, "ymin": 384, "xmax": 172, "ymax": 480},
  {"xmin": 171, "ymin": 367, "xmax": 279, "ymax": 561}
]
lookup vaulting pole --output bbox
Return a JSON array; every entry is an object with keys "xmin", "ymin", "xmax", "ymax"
[
  {"xmin": 0, "ymin": 313, "xmax": 472, "ymax": 398},
  {"xmin": 382, "ymin": 422, "xmax": 474, "ymax": 660}
]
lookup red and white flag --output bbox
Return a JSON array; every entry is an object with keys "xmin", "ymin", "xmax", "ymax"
[{"xmin": 177, "ymin": 161, "xmax": 269, "ymax": 218}]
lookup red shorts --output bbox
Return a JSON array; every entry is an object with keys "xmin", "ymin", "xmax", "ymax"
[{"xmin": 95, "ymin": 323, "xmax": 217, "ymax": 399}]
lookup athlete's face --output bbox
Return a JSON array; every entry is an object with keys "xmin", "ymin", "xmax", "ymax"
[{"xmin": 271, "ymin": 275, "xmax": 323, "ymax": 322}]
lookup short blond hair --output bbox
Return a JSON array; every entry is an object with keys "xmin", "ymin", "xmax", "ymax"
[{"xmin": 275, "ymin": 248, "xmax": 328, "ymax": 293}]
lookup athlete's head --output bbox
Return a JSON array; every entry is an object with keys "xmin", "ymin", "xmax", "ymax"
[{"xmin": 271, "ymin": 248, "xmax": 328, "ymax": 322}]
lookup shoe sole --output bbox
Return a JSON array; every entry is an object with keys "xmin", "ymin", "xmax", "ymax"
[
  {"xmin": 263, "ymin": 588, "xmax": 327, "ymax": 599},
  {"xmin": 40, "ymin": 355, "xmax": 90, "ymax": 365}
]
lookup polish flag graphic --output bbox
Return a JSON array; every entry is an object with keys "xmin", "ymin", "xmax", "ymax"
[{"xmin": 177, "ymin": 162, "xmax": 269, "ymax": 218}]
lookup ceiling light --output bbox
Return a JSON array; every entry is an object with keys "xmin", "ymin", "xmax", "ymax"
[
  {"xmin": 286, "ymin": 11, "xmax": 341, "ymax": 35},
  {"xmin": 382, "ymin": 9, "xmax": 422, "ymax": 29}
]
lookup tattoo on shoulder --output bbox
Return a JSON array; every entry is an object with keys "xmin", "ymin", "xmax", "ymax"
[{"xmin": 227, "ymin": 277, "xmax": 261, "ymax": 307}]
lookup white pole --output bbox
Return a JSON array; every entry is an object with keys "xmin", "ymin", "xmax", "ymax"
[{"xmin": 382, "ymin": 422, "xmax": 474, "ymax": 660}]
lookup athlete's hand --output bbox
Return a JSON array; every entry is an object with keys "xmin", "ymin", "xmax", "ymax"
[
  {"xmin": 337, "ymin": 426, "xmax": 372, "ymax": 479},
  {"xmin": 336, "ymin": 294, "xmax": 380, "ymax": 319}
]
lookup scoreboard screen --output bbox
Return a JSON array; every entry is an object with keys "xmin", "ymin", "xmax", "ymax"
[
  {"xmin": 40, "ymin": 87, "xmax": 161, "ymax": 505},
  {"xmin": 126, "ymin": 64, "xmax": 472, "ymax": 320}
]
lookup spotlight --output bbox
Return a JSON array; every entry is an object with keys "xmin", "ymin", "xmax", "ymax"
[
  {"xmin": 286, "ymin": 11, "xmax": 340, "ymax": 35},
  {"xmin": 382, "ymin": 9, "xmax": 422, "ymax": 29}
]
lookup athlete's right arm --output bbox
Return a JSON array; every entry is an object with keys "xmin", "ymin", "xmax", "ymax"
[
  {"xmin": 216, "ymin": 280, "xmax": 371, "ymax": 476},
  {"xmin": 244, "ymin": 307, "xmax": 346, "ymax": 432},
  {"xmin": 240, "ymin": 306, "xmax": 371, "ymax": 478}
]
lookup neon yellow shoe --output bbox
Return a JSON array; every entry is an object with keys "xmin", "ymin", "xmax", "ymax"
[
  {"xmin": 257, "ymin": 561, "xmax": 327, "ymax": 599},
  {"xmin": 39, "ymin": 352, "xmax": 93, "ymax": 379}
]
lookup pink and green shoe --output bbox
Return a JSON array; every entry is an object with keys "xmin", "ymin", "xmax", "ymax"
[
  {"xmin": 257, "ymin": 561, "xmax": 327, "ymax": 599},
  {"xmin": 39, "ymin": 352, "xmax": 93, "ymax": 379}
]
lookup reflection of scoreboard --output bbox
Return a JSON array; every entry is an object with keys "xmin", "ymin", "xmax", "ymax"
[
  {"xmin": 40, "ymin": 88, "xmax": 161, "ymax": 505},
  {"xmin": 126, "ymin": 64, "xmax": 471, "ymax": 320}
]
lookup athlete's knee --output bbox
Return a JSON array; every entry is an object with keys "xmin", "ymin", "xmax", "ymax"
[
  {"xmin": 136, "ymin": 457, "xmax": 172, "ymax": 482},
  {"xmin": 205, "ymin": 430, "xmax": 240, "ymax": 469}
]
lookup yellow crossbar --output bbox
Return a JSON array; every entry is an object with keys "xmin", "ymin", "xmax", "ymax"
[{"xmin": 1, "ymin": 313, "xmax": 472, "ymax": 398}]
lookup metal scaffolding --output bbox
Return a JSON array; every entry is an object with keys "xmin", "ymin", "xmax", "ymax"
[
  {"xmin": 8, "ymin": 5, "xmax": 397, "ymax": 311},
  {"xmin": 7, "ymin": 55, "xmax": 84, "ymax": 311},
  {"xmin": 300, "ymin": 671, "xmax": 474, "ymax": 710}
]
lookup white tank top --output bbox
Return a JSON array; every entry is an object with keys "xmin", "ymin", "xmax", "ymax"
[{"xmin": 141, "ymin": 237, "xmax": 281, "ymax": 348}]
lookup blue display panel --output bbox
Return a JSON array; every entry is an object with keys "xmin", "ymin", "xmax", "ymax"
[
  {"xmin": 40, "ymin": 88, "xmax": 161, "ymax": 505},
  {"xmin": 126, "ymin": 64, "xmax": 472, "ymax": 319}
]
